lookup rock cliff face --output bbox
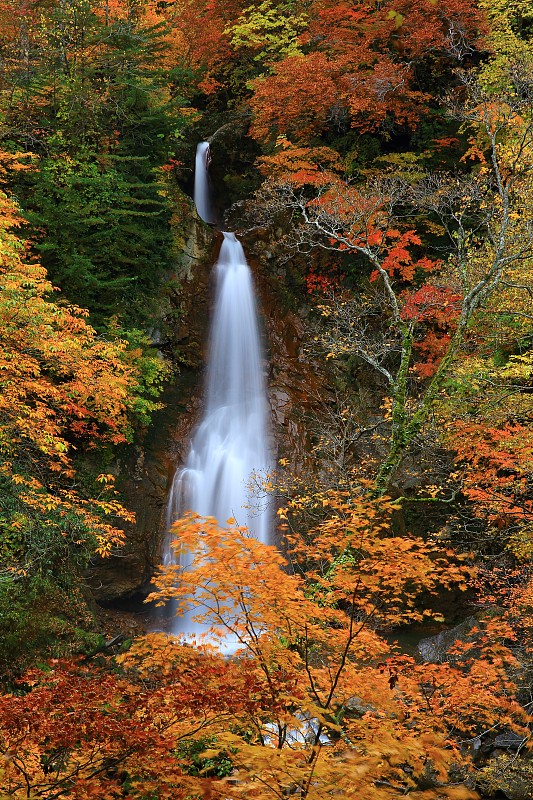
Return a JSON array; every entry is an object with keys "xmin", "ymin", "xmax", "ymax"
[
  {"xmin": 86, "ymin": 214, "xmax": 328, "ymax": 606},
  {"xmin": 87, "ymin": 211, "xmax": 216, "ymax": 605},
  {"xmin": 257, "ymin": 268, "xmax": 325, "ymax": 479},
  {"xmin": 86, "ymin": 132, "xmax": 333, "ymax": 607}
]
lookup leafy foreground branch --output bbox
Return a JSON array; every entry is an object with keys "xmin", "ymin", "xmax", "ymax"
[{"xmin": 1, "ymin": 501, "xmax": 527, "ymax": 799}]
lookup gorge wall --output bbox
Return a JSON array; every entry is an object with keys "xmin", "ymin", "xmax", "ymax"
[{"xmin": 85, "ymin": 182, "xmax": 327, "ymax": 607}]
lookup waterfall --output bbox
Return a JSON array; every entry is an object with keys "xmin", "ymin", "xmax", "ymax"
[
  {"xmin": 194, "ymin": 141, "xmax": 216, "ymax": 225},
  {"xmin": 161, "ymin": 143, "xmax": 271, "ymax": 643}
]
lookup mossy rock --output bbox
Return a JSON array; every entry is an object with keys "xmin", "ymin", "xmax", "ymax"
[{"xmin": 477, "ymin": 754, "xmax": 533, "ymax": 800}]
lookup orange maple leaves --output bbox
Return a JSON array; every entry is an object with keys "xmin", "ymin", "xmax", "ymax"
[
  {"xmin": 0, "ymin": 187, "xmax": 145, "ymax": 556},
  {"xmin": 0, "ymin": 498, "xmax": 526, "ymax": 798},
  {"xmin": 248, "ymin": 0, "xmax": 485, "ymax": 144}
]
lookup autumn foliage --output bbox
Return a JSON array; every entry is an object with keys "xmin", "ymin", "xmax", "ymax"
[
  {"xmin": 0, "ymin": 500, "xmax": 527, "ymax": 798},
  {"xmin": 0, "ymin": 184, "xmax": 166, "ymax": 570},
  {"xmin": 248, "ymin": 0, "xmax": 485, "ymax": 143},
  {"xmin": 1, "ymin": 1, "xmax": 533, "ymax": 798}
]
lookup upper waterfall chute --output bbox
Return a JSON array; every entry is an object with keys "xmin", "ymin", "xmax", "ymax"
[{"xmin": 194, "ymin": 142, "xmax": 217, "ymax": 225}]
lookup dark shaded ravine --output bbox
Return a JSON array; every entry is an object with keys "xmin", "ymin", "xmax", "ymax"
[{"xmin": 86, "ymin": 207, "xmax": 328, "ymax": 611}]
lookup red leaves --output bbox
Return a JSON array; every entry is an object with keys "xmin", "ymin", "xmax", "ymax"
[
  {"xmin": 414, "ymin": 331, "xmax": 453, "ymax": 377},
  {"xmin": 382, "ymin": 244, "xmax": 419, "ymax": 281},
  {"xmin": 366, "ymin": 229, "xmax": 385, "ymax": 248},
  {"xmin": 306, "ymin": 263, "xmax": 343, "ymax": 295},
  {"xmin": 447, "ymin": 419, "xmax": 533, "ymax": 536},
  {"xmin": 398, "ymin": 285, "xmax": 461, "ymax": 375},
  {"xmin": 250, "ymin": 52, "xmax": 340, "ymax": 142},
  {"xmin": 433, "ymin": 136, "xmax": 461, "ymax": 150},
  {"xmin": 0, "ymin": 504, "xmax": 524, "ymax": 799},
  {"xmin": 368, "ymin": 229, "xmax": 440, "ymax": 282},
  {"xmin": 248, "ymin": 0, "xmax": 485, "ymax": 144},
  {"xmin": 401, "ymin": 284, "xmax": 461, "ymax": 323},
  {"xmin": 306, "ymin": 270, "xmax": 335, "ymax": 294}
]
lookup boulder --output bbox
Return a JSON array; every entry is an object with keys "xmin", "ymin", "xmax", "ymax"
[
  {"xmin": 418, "ymin": 617, "xmax": 479, "ymax": 663},
  {"xmin": 477, "ymin": 754, "xmax": 533, "ymax": 800}
]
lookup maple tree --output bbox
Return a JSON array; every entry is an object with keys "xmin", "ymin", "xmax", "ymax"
[
  {"xmin": 436, "ymin": 295, "xmax": 533, "ymax": 559},
  {"xmin": 422, "ymin": 7, "xmax": 533, "ymax": 561},
  {"xmin": 0, "ymin": 0, "xmax": 191, "ymax": 672},
  {"xmin": 1, "ymin": 189, "xmax": 129, "ymax": 545},
  {"xmin": 247, "ymin": 0, "xmax": 486, "ymax": 144},
  {"xmin": 0, "ymin": 502, "xmax": 526, "ymax": 799},
  {"xmin": 0, "ymin": 178, "xmax": 168, "ymax": 671}
]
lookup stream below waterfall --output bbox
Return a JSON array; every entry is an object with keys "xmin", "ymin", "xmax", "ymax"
[{"xmin": 160, "ymin": 142, "xmax": 272, "ymax": 644}]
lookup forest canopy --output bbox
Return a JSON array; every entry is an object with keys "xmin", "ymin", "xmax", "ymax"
[{"xmin": 1, "ymin": 1, "xmax": 533, "ymax": 798}]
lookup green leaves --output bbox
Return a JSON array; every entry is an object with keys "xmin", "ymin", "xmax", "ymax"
[
  {"xmin": 227, "ymin": 1, "xmax": 308, "ymax": 66},
  {"xmin": 24, "ymin": 151, "xmax": 173, "ymax": 327}
]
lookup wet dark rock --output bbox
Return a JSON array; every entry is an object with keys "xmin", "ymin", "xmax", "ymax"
[
  {"xmin": 343, "ymin": 696, "xmax": 377, "ymax": 718},
  {"xmin": 86, "ymin": 212, "xmax": 216, "ymax": 605},
  {"xmin": 417, "ymin": 617, "xmax": 479, "ymax": 663},
  {"xmin": 86, "ymin": 197, "xmax": 327, "ymax": 606},
  {"xmin": 493, "ymin": 732, "xmax": 528, "ymax": 751}
]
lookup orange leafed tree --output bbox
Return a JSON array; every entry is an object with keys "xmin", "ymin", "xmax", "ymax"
[
  {"xmin": 248, "ymin": 0, "xmax": 486, "ymax": 143},
  {"xmin": 251, "ymin": 65, "xmax": 533, "ymax": 495},
  {"xmin": 145, "ymin": 501, "xmax": 524, "ymax": 799},
  {"xmin": 439, "ymin": 348, "xmax": 533, "ymax": 561},
  {"xmin": 0, "ymin": 497, "xmax": 526, "ymax": 798},
  {"xmin": 0, "ymin": 184, "xmax": 145, "ymax": 560}
]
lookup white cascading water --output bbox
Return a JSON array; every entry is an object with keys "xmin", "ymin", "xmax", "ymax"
[
  {"xmin": 162, "ymin": 142, "xmax": 271, "ymax": 643},
  {"xmin": 194, "ymin": 141, "xmax": 216, "ymax": 225}
]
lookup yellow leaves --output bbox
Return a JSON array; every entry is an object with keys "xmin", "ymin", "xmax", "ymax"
[
  {"xmin": 96, "ymin": 473, "xmax": 115, "ymax": 485},
  {"xmin": 499, "ymin": 351, "xmax": 533, "ymax": 382},
  {"xmin": 0, "ymin": 191, "xmax": 142, "ymax": 559},
  {"xmin": 10, "ymin": 473, "xmax": 29, "ymax": 486},
  {"xmin": 386, "ymin": 9, "xmax": 405, "ymax": 29},
  {"xmin": 380, "ymin": 396, "xmax": 393, "ymax": 421},
  {"xmin": 226, "ymin": 0, "xmax": 309, "ymax": 65},
  {"xmin": 3, "ymin": 542, "xmax": 526, "ymax": 800},
  {"xmin": 152, "ymin": 497, "xmax": 474, "ymax": 664}
]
